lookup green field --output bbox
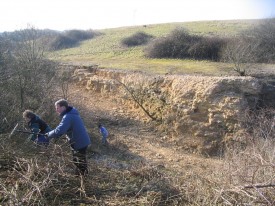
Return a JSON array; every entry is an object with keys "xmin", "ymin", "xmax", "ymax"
[{"xmin": 48, "ymin": 19, "xmax": 260, "ymax": 75}]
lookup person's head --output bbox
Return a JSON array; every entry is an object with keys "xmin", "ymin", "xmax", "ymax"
[
  {"xmin": 55, "ymin": 99, "xmax": 69, "ymax": 114},
  {"xmin": 23, "ymin": 110, "xmax": 35, "ymax": 122},
  {"xmin": 98, "ymin": 124, "xmax": 102, "ymax": 128}
]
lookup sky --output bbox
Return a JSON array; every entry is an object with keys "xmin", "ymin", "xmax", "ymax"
[{"xmin": 0, "ymin": 0, "xmax": 274, "ymax": 32}]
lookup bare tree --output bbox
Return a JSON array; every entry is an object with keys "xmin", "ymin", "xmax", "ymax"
[
  {"xmin": 222, "ymin": 37, "xmax": 257, "ymax": 76},
  {"xmin": 0, "ymin": 26, "xmax": 57, "ymax": 132},
  {"xmin": 59, "ymin": 68, "xmax": 71, "ymax": 100}
]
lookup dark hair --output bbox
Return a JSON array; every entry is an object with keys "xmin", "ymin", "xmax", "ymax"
[
  {"xmin": 23, "ymin": 110, "xmax": 36, "ymax": 119},
  {"xmin": 98, "ymin": 124, "xmax": 102, "ymax": 128},
  {"xmin": 55, "ymin": 99, "xmax": 69, "ymax": 108}
]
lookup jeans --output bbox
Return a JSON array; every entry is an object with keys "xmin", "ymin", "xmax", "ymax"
[{"xmin": 36, "ymin": 135, "xmax": 49, "ymax": 146}]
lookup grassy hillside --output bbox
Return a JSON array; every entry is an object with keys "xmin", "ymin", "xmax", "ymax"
[{"xmin": 48, "ymin": 19, "xmax": 260, "ymax": 75}]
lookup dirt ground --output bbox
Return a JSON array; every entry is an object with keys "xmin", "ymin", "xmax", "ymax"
[
  {"xmin": 3, "ymin": 83, "xmax": 265, "ymax": 205},
  {"xmin": 69, "ymin": 84, "xmax": 222, "ymax": 179}
]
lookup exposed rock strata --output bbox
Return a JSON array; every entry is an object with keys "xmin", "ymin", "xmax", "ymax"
[{"xmin": 71, "ymin": 66, "xmax": 263, "ymax": 155}]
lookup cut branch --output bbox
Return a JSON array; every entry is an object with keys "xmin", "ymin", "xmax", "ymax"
[
  {"xmin": 116, "ymin": 80, "xmax": 160, "ymax": 122},
  {"xmin": 243, "ymin": 184, "xmax": 275, "ymax": 189}
]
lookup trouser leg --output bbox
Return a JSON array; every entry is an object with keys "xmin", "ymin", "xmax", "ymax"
[
  {"xmin": 72, "ymin": 146, "xmax": 88, "ymax": 175},
  {"xmin": 101, "ymin": 136, "xmax": 106, "ymax": 144},
  {"xmin": 102, "ymin": 135, "xmax": 108, "ymax": 145}
]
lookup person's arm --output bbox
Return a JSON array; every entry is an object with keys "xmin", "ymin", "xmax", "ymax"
[{"xmin": 47, "ymin": 115, "xmax": 71, "ymax": 139}]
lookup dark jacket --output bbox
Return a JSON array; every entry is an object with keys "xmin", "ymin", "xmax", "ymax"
[
  {"xmin": 48, "ymin": 107, "xmax": 91, "ymax": 150},
  {"xmin": 28, "ymin": 115, "xmax": 51, "ymax": 144}
]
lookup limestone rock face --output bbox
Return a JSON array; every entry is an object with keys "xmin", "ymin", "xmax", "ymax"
[{"xmin": 72, "ymin": 66, "xmax": 263, "ymax": 155}]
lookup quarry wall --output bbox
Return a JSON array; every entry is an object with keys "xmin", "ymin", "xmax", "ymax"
[{"xmin": 69, "ymin": 65, "xmax": 267, "ymax": 155}]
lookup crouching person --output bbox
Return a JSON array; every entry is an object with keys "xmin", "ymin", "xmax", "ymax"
[
  {"xmin": 23, "ymin": 110, "xmax": 51, "ymax": 146},
  {"xmin": 46, "ymin": 99, "xmax": 91, "ymax": 176}
]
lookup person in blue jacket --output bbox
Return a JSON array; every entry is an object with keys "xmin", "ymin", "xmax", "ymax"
[
  {"xmin": 47, "ymin": 99, "xmax": 91, "ymax": 176},
  {"xmin": 23, "ymin": 110, "xmax": 51, "ymax": 146},
  {"xmin": 98, "ymin": 124, "xmax": 109, "ymax": 145}
]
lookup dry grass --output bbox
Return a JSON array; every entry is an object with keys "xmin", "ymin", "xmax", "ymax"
[
  {"xmin": 1, "ymin": 106, "xmax": 275, "ymax": 205},
  {"xmin": 2, "ymin": 127, "xmax": 274, "ymax": 205},
  {"xmin": 0, "ymin": 134, "xmax": 187, "ymax": 205},
  {"xmin": 218, "ymin": 109, "xmax": 275, "ymax": 205}
]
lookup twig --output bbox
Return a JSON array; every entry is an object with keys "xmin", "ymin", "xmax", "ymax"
[
  {"xmin": 116, "ymin": 79, "xmax": 160, "ymax": 122},
  {"xmin": 243, "ymin": 184, "xmax": 275, "ymax": 189}
]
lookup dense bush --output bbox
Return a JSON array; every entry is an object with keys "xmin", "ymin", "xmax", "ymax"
[
  {"xmin": 65, "ymin": 29, "xmax": 99, "ymax": 41},
  {"xmin": 145, "ymin": 28, "xmax": 196, "ymax": 58},
  {"xmin": 144, "ymin": 37, "xmax": 175, "ymax": 58},
  {"xmin": 49, "ymin": 35, "xmax": 79, "ymax": 50},
  {"xmin": 121, "ymin": 31, "xmax": 153, "ymax": 47},
  {"xmin": 49, "ymin": 29, "xmax": 101, "ymax": 51},
  {"xmin": 215, "ymin": 18, "xmax": 275, "ymax": 76},
  {"xmin": 245, "ymin": 18, "xmax": 275, "ymax": 63},
  {"xmin": 188, "ymin": 36, "xmax": 227, "ymax": 61},
  {"xmin": 145, "ymin": 28, "xmax": 226, "ymax": 61},
  {"xmin": 1, "ymin": 29, "xmax": 101, "ymax": 51}
]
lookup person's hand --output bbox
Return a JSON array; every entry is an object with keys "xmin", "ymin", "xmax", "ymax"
[{"xmin": 44, "ymin": 133, "xmax": 49, "ymax": 139}]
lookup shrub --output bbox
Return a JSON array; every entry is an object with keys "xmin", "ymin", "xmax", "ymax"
[
  {"xmin": 64, "ymin": 29, "xmax": 99, "ymax": 41},
  {"xmin": 49, "ymin": 29, "xmax": 101, "ymax": 51},
  {"xmin": 49, "ymin": 35, "xmax": 78, "ymax": 50},
  {"xmin": 168, "ymin": 28, "xmax": 200, "ymax": 58},
  {"xmin": 188, "ymin": 36, "xmax": 227, "ymax": 61},
  {"xmin": 145, "ymin": 28, "xmax": 200, "ymax": 58},
  {"xmin": 220, "ymin": 18, "xmax": 275, "ymax": 75},
  {"xmin": 144, "ymin": 37, "xmax": 175, "ymax": 58},
  {"xmin": 244, "ymin": 18, "xmax": 275, "ymax": 63},
  {"xmin": 145, "ymin": 28, "xmax": 226, "ymax": 61},
  {"xmin": 121, "ymin": 32, "xmax": 153, "ymax": 47},
  {"xmin": 221, "ymin": 37, "xmax": 257, "ymax": 76}
]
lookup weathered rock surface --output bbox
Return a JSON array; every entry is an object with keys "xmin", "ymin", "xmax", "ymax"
[{"xmin": 70, "ymin": 65, "xmax": 266, "ymax": 155}]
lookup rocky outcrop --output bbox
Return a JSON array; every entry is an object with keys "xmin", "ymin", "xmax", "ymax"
[{"xmin": 70, "ymin": 65, "xmax": 264, "ymax": 155}]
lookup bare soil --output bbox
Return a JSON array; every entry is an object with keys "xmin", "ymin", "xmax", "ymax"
[{"xmin": 69, "ymin": 83, "xmax": 222, "ymax": 182}]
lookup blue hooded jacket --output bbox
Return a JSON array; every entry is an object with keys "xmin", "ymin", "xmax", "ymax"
[
  {"xmin": 99, "ymin": 126, "xmax": 108, "ymax": 138},
  {"xmin": 48, "ymin": 107, "xmax": 91, "ymax": 150}
]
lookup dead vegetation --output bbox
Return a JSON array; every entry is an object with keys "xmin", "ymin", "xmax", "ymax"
[{"xmin": 1, "ymin": 86, "xmax": 275, "ymax": 205}]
